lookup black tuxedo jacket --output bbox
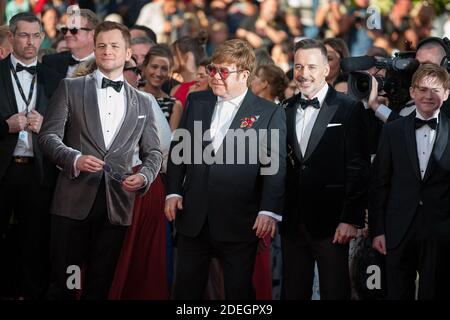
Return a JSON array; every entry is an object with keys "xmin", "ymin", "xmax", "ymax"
[
  {"xmin": 281, "ymin": 87, "xmax": 369, "ymax": 239},
  {"xmin": 166, "ymin": 90, "xmax": 286, "ymax": 242},
  {"xmin": 0, "ymin": 55, "xmax": 60, "ymax": 187},
  {"xmin": 41, "ymin": 51, "xmax": 73, "ymax": 80},
  {"xmin": 369, "ymin": 112, "xmax": 450, "ymax": 249}
]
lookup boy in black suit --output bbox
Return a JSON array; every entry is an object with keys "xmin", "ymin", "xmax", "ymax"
[{"xmin": 370, "ymin": 63, "xmax": 450, "ymax": 299}]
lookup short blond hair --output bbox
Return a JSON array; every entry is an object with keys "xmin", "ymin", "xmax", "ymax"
[
  {"xmin": 412, "ymin": 63, "xmax": 450, "ymax": 90},
  {"xmin": 211, "ymin": 39, "xmax": 255, "ymax": 74}
]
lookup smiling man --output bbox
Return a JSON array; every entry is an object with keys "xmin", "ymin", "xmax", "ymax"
[
  {"xmin": 370, "ymin": 63, "xmax": 450, "ymax": 299},
  {"xmin": 165, "ymin": 39, "xmax": 286, "ymax": 300},
  {"xmin": 281, "ymin": 39, "xmax": 368, "ymax": 300},
  {"xmin": 39, "ymin": 21, "xmax": 162, "ymax": 300}
]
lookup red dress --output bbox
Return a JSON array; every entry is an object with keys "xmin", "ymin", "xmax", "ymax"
[
  {"xmin": 109, "ymin": 174, "xmax": 169, "ymax": 299},
  {"xmin": 173, "ymin": 81, "xmax": 196, "ymax": 109},
  {"xmin": 252, "ymin": 236, "xmax": 273, "ymax": 300}
]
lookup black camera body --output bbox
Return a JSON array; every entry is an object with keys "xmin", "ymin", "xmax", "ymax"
[{"xmin": 341, "ymin": 52, "xmax": 419, "ymax": 110}]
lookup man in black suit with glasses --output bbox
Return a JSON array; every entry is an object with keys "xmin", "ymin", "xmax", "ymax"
[{"xmin": 42, "ymin": 8, "xmax": 98, "ymax": 78}]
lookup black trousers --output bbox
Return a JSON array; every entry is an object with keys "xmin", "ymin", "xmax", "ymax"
[
  {"xmin": 385, "ymin": 207, "xmax": 444, "ymax": 300},
  {"xmin": 46, "ymin": 179, "xmax": 127, "ymax": 300},
  {"xmin": 281, "ymin": 223, "xmax": 351, "ymax": 300},
  {"xmin": 0, "ymin": 161, "xmax": 53, "ymax": 299},
  {"xmin": 173, "ymin": 222, "xmax": 259, "ymax": 300}
]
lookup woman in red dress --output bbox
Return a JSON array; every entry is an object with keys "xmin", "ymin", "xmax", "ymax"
[{"xmin": 109, "ymin": 57, "xmax": 172, "ymax": 300}]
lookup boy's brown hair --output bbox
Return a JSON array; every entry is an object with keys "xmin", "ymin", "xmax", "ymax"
[{"xmin": 412, "ymin": 63, "xmax": 450, "ymax": 90}]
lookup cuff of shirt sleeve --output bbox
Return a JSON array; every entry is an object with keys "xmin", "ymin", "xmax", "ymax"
[
  {"xmin": 374, "ymin": 104, "xmax": 391, "ymax": 123},
  {"xmin": 258, "ymin": 211, "xmax": 282, "ymax": 222},
  {"xmin": 166, "ymin": 194, "xmax": 183, "ymax": 200},
  {"xmin": 73, "ymin": 154, "xmax": 81, "ymax": 177},
  {"xmin": 138, "ymin": 173, "xmax": 148, "ymax": 189}
]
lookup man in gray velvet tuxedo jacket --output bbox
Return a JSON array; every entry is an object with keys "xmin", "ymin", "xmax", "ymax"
[{"xmin": 38, "ymin": 21, "xmax": 162, "ymax": 300}]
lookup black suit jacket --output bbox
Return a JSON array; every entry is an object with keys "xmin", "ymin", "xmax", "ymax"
[
  {"xmin": 0, "ymin": 55, "xmax": 60, "ymax": 187},
  {"xmin": 41, "ymin": 51, "xmax": 73, "ymax": 80},
  {"xmin": 281, "ymin": 87, "xmax": 369, "ymax": 239},
  {"xmin": 166, "ymin": 90, "xmax": 287, "ymax": 242},
  {"xmin": 369, "ymin": 112, "xmax": 450, "ymax": 249}
]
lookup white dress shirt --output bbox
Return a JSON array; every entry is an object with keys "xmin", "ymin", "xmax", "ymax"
[
  {"xmin": 296, "ymin": 83, "xmax": 329, "ymax": 155},
  {"xmin": 10, "ymin": 54, "xmax": 37, "ymax": 157},
  {"xmin": 210, "ymin": 89, "xmax": 248, "ymax": 152},
  {"xmin": 416, "ymin": 110, "xmax": 439, "ymax": 179},
  {"xmin": 67, "ymin": 52, "xmax": 95, "ymax": 78},
  {"xmin": 94, "ymin": 69, "xmax": 126, "ymax": 150},
  {"xmin": 132, "ymin": 92, "xmax": 172, "ymax": 172}
]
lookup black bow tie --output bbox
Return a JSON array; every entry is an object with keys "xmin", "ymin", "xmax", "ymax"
[
  {"xmin": 16, "ymin": 63, "xmax": 36, "ymax": 75},
  {"xmin": 68, "ymin": 57, "xmax": 81, "ymax": 66},
  {"xmin": 298, "ymin": 97, "xmax": 320, "ymax": 109},
  {"xmin": 415, "ymin": 117, "xmax": 437, "ymax": 130},
  {"xmin": 101, "ymin": 77, "xmax": 124, "ymax": 92}
]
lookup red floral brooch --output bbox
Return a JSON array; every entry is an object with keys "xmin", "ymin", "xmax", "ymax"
[{"xmin": 240, "ymin": 115, "xmax": 260, "ymax": 129}]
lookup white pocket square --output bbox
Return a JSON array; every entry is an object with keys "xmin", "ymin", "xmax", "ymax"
[
  {"xmin": 138, "ymin": 115, "xmax": 146, "ymax": 119},
  {"xmin": 327, "ymin": 123, "xmax": 342, "ymax": 127}
]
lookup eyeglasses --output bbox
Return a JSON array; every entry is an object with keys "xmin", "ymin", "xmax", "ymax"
[
  {"xmin": 205, "ymin": 64, "xmax": 242, "ymax": 80},
  {"xmin": 60, "ymin": 27, "xmax": 92, "ymax": 35},
  {"xmin": 103, "ymin": 164, "xmax": 130, "ymax": 182},
  {"xmin": 124, "ymin": 66, "xmax": 141, "ymax": 76}
]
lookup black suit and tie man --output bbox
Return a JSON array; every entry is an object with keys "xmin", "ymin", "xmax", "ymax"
[
  {"xmin": 165, "ymin": 39, "xmax": 286, "ymax": 300},
  {"xmin": 0, "ymin": 13, "xmax": 60, "ymax": 299},
  {"xmin": 370, "ymin": 64, "xmax": 450, "ymax": 299},
  {"xmin": 281, "ymin": 39, "xmax": 369, "ymax": 300},
  {"xmin": 42, "ymin": 9, "xmax": 98, "ymax": 78},
  {"xmin": 39, "ymin": 21, "xmax": 162, "ymax": 300}
]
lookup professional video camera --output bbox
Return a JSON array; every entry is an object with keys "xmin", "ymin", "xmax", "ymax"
[{"xmin": 340, "ymin": 52, "xmax": 419, "ymax": 110}]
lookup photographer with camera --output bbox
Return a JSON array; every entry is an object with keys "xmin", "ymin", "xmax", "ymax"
[
  {"xmin": 341, "ymin": 48, "xmax": 419, "ymax": 157},
  {"xmin": 367, "ymin": 37, "xmax": 450, "ymax": 122}
]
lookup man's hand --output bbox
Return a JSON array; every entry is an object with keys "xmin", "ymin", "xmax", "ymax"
[
  {"xmin": 6, "ymin": 111, "xmax": 27, "ymax": 133},
  {"xmin": 372, "ymin": 234, "xmax": 387, "ymax": 255},
  {"xmin": 27, "ymin": 110, "xmax": 43, "ymax": 133},
  {"xmin": 367, "ymin": 75, "xmax": 381, "ymax": 112},
  {"xmin": 75, "ymin": 155, "xmax": 105, "ymax": 173},
  {"xmin": 332, "ymin": 223, "xmax": 357, "ymax": 244},
  {"xmin": 122, "ymin": 174, "xmax": 145, "ymax": 192},
  {"xmin": 164, "ymin": 196, "xmax": 183, "ymax": 221},
  {"xmin": 253, "ymin": 215, "xmax": 276, "ymax": 238}
]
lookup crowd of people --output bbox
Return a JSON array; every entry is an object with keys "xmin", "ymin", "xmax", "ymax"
[{"xmin": 0, "ymin": 0, "xmax": 450, "ymax": 300}]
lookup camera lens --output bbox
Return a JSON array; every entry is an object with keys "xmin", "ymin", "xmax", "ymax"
[{"xmin": 356, "ymin": 78, "xmax": 370, "ymax": 93}]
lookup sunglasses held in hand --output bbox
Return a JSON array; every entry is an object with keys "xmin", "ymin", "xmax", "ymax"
[{"xmin": 103, "ymin": 164, "xmax": 131, "ymax": 183}]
